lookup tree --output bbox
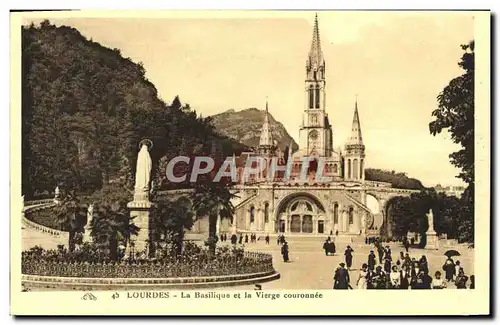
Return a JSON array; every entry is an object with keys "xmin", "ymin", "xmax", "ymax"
[
  {"xmin": 53, "ymin": 188, "xmax": 88, "ymax": 251},
  {"xmin": 191, "ymin": 179, "xmax": 236, "ymax": 254},
  {"xmin": 89, "ymin": 183, "xmax": 138, "ymax": 260},
  {"xmin": 429, "ymin": 40, "xmax": 474, "ymax": 244},
  {"xmin": 152, "ymin": 196, "xmax": 194, "ymax": 258}
]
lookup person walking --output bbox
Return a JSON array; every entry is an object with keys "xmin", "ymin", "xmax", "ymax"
[
  {"xmin": 245, "ymin": 234, "xmax": 249, "ymax": 244},
  {"xmin": 403, "ymin": 236, "xmax": 410, "ymax": 252},
  {"xmin": 442, "ymin": 257, "xmax": 455, "ymax": 282},
  {"xmin": 323, "ymin": 239, "xmax": 331, "ymax": 256},
  {"xmin": 281, "ymin": 241, "xmax": 290, "ymax": 263},
  {"xmin": 333, "ymin": 263, "xmax": 350, "ymax": 289},
  {"xmin": 367, "ymin": 250, "xmax": 376, "ymax": 272},
  {"xmin": 357, "ymin": 263, "xmax": 369, "ymax": 289},
  {"xmin": 265, "ymin": 234, "xmax": 270, "ymax": 245},
  {"xmin": 344, "ymin": 245, "xmax": 354, "ymax": 270},
  {"xmin": 230, "ymin": 234, "xmax": 237, "ymax": 245},
  {"xmin": 376, "ymin": 243, "xmax": 385, "ymax": 265}
]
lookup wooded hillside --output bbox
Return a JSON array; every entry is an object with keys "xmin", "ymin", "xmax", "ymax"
[{"xmin": 22, "ymin": 21, "xmax": 246, "ymax": 198}]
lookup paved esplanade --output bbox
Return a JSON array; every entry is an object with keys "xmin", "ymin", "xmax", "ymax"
[
  {"xmin": 225, "ymin": 237, "xmax": 474, "ymax": 290},
  {"xmin": 22, "ymin": 228, "xmax": 474, "ymax": 290}
]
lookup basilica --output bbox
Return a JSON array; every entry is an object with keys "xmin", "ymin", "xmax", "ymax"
[{"xmin": 203, "ymin": 15, "xmax": 416, "ymax": 237}]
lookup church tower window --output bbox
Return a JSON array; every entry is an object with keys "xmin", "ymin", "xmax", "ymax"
[
  {"xmin": 309, "ymin": 85, "xmax": 314, "ymax": 109},
  {"xmin": 353, "ymin": 159, "xmax": 359, "ymax": 179},
  {"xmin": 347, "ymin": 159, "xmax": 352, "ymax": 179},
  {"xmin": 315, "ymin": 85, "xmax": 320, "ymax": 108},
  {"xmin": 360, "ymin": 159, "xmax": 364, "ymax": 179}
]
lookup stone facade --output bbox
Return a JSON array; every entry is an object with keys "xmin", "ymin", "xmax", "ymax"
[{"xmin": 211, "ymin": 15, "xmax": 418, "ymax": 236}]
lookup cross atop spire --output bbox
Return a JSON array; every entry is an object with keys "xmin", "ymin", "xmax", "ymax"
[{"xmin": 307, "ymin": 13, "xmax": 324, "ymax": 70}]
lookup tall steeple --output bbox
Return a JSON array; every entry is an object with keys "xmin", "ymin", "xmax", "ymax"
[
  {"xmin": 299, "ymin": 13, "xmax": 332, "ymax": 157},
  {"xmin": 348, "ymin": 98, "xmax": 363, "ymax": 145},
  {"xmin": 307, "ymin": 13, "xmax": 324, "ymax": 70},
  {"xmin": 259, "ymin": 100, "xmax": 274, "ymax": 147}
]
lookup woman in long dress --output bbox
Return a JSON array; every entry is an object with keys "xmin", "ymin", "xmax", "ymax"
[{"xmin": 357, "ymin": 263, "xmax": 369, "ymax": 289}]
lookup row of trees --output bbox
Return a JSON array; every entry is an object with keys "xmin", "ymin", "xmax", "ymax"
[
  {"xmin": 364, "ymin": 168, "xmax": 424, "ymax": 190},
  {"xmin": 387, "ymin": 189, "xmax": 463, "ymax": 243}
]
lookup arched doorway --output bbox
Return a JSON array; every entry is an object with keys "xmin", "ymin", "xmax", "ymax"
[{"xmin": 275, "ymin": 193, "xmax": 326, "ymax": 234}]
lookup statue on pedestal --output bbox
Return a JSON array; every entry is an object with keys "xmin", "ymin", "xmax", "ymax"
[
  {"xmin": 427, "ymin": 208, "xmax": 435, "ymax": 232},
  {"xmin": 128, "ymin": 139, "xmax": 153, "ymax": 256},
  {"xmin": 133, "ymin": 140, "xmax": 153, "ymax": 202},
  {"xmin": 425, "ymin": 208, "xmax": 439, "ymax": 249}
]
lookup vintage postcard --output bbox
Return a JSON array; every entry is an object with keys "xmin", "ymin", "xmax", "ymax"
[{"xmin": 10, "ymin": 10, "xmax": 490, "ymax": 316}]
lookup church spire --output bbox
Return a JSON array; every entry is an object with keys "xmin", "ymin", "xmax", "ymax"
[
  {"xmin": 307, "ymin": 13, "xmax": 324, "ymax": 71},
  {"xmin": 259, "ymin": 99, "xmax": 274, "ymax": 147},
  {"xmin": 348, "ymin": 98, "xmax": 363, "ymax": 145}
]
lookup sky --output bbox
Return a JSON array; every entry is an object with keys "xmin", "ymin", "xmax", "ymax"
[{"xmin": 24, "ymin": 11, "xmax": 475, "ymax": 187}]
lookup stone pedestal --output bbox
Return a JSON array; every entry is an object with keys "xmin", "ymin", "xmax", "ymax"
[
  {"xmin": 127, "ymin": 199, "xmax": 152, "ymax": 256},
  {"xmin": 83, "ymin": 225, "xmax": 92, "ymax": 243},
  {"xmin": 426, "ymin": 230, "xmax": 439, "ymax": 250}
]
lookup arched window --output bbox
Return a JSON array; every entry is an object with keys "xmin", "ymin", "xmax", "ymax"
[
  {"xmin": 360, "ymin": 159, "xmax": 364, "ymax": 180},
  {"xmin": 353, "ymin": 159, "xmax": 359, "ymax": 179},
  {"xmin": 348, "ymin": 207, "xmax": 354, "ymax": 224},
  {"xmin": 333, "ymin": 164, "xmax": 338, "ymax": 174},
  {"xmin": 347, "ymin": 159, "xmax": 352, "ymax": 179},
  {"xmin": 309, "ymin": 85, "xmax": 314, "ymax": 109},
  {"xmin": 334, "ymin": 203, "xmax": 339, "ymax": 224},
  {"xmin": 250, "ymin": 205, "xmax": 255, "ymax": 223},
  {"xmin": 315, "ymin": 85, "xmax": 320, "ymax": 108},
  {"xmin": 264, "ymin": 202, "xmax": 269, "ymax": 223}
]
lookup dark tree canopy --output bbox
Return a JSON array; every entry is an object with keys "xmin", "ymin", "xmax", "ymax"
[
  {"xmin": 364, "ymin": 168, "xmax": 425, "ymax": 190},
  {"xmin": 429, "ymin": 40, "xmax": 474, "ymax": 244},
  {"xmin": 429, "ymin": 41, "xmax": 474, "ymax": 185}
]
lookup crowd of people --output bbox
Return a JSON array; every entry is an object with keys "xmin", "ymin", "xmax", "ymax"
[
  {"xmin": 333, "ymin": 238, "xmax": 474, "ymax": 290},
  {"xmin": 225, "ymin": 233, "xmax": 271, "ymax": 245}
]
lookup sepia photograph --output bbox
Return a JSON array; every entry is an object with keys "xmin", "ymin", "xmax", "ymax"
[{"xmin": 10, "ymin": 9, "xmax": 490, "ymax": 316}]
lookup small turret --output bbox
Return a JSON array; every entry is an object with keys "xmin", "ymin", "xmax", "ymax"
[{"xmin": 344, "ymin": 98, "xmax": 366, "ymax": 181}]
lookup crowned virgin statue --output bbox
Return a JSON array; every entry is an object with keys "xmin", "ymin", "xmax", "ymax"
[{"xmin": 134, "ymin": 140, "xmax": 152, "ymax": 201}]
